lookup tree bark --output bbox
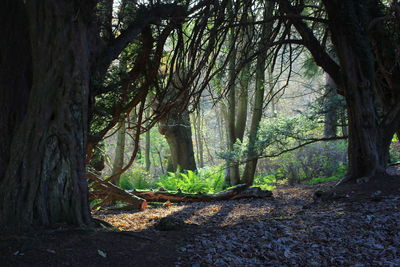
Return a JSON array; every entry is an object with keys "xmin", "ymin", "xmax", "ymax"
[
  {"xmin": 192, "ymin": 111, "xmax": 205, "ymax": 168},
  {"xmin": 111, "ymin": 119, "xmax": 126, "ymax": 184},
  {"xmin": 97, "ymin": 0, "xmax": 114, "ymax": 42},
  {"xmin": 322, "ymin": 0, "xmax": 398, "ymax": 182},
  {"xmin": 87, "ymin": 173, "xmax": 147, "ymax": 210},
  {"xmin": 159, "ymin": 108, "xmax": 197, "ymax": 172},
  {"xmin": 242, "ymin": 3, "xmax": 274, "ymax": 185},
  {"xmin": 145, "ymin": 128, "xmax": 151, "ymax": 172},
  {"xmin": 324, "ymin": 75, "xmax": 338, "ymax": 138},
  {"xmin": 279, "ymin": 0, "xmax": 400, "ymax": 183},
  {"xmin": 0, "ymin": 0, "xmax": 93, "ymax": 229},
  {"xmin": 0, "ymin": 0, "xmax": 31, "ymax": 180},
  {"xmin": 235, "ymin": 65, "xmax": 249, "ymax": 142},
  {"xmin": 130, "ymin": 184, "xmax": 272, "ymax": 203},
  {"xmin": 225, "ymin": 21, "xmax": 240, "ymax": 186}
]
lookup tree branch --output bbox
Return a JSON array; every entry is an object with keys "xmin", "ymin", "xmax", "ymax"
[{"xmin": 277, "ymin": 0, "xmax": 343, "ymax": 90}]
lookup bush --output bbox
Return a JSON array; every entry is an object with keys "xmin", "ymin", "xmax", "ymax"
[
  {"xmin": 258, "ymin": 141, "xmax": 347, "ymax": 185},
  {"xmin": 303, "ymin": 165, "xmax": 347, "ymax": 185}
]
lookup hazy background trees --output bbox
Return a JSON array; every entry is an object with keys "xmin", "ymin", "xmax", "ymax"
[{"xmin": 97, "ymin": 0, "xmax": 349, "ymax": 192}]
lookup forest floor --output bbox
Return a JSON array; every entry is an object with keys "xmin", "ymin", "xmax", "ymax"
[{"xmin": 1, "ymin": 175, "xmax": 400, "ymax": 266}]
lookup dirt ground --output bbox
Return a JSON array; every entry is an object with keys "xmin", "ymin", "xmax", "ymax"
[{"xmin": 1, "ymin": 176, "xmax": 399, "ymax": 266}]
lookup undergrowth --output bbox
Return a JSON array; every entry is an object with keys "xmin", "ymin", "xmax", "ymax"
[
  {"xmin": 118, "ymin": 165, "xmax": 277, "ymax": 193},
  {"xmin": 303, "ymin": 165, "xmax": 347, "ymax": 185}
]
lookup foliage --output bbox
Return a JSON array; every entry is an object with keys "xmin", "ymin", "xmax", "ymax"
[
  {"xmin": 257, "ymin": 115, "xmax": 321, "ymax": 154},
  {"xmin": 157, "ymin": 166, "xmax": 226, "ymax": 193},
  {"xmin": 303, "ymin": 165, "xmax": 347, "ymax": 185},
  {"xmin": 89, "ymin": 198, "xmax": 103, "ymax": 209},
  {"xmin": 253, "ymin": 174, "xmax": 277, "ymax": 191},
  {"xmin": 119, "ymin": 169, "xmax": 156, "ymax": 190},
  {"xmin": 389, "ymin": 141, "xmax": 400, "ymax": 164},
  {"xmin": 220, "ymin": 115, "xmax": 321, "ymax": 163},
  {"xmin": 302, "ymin": 53, "xmax": 322, "ymax": 79},
  {"xmin": 258, "ymin": 141, "xmax": 347, "ymax": 185}
]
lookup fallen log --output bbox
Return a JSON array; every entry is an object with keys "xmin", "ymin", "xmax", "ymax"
[
  {"xmin": 129, "ymin": 184, "xmax": 273, "ymax": 203},
  {"xmin": 88, "ymin": 172, "xmax": 272, "ymax": 209},
  {"xmin": 87, "ymin": 173, "xmax": 147, "ymax": 210}
]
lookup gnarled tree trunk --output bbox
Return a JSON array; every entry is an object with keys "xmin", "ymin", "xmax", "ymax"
[
  {"xmin": 323, "ymin": 0, "xmax": 400, "ymax": 182},
  {"xmin": 159, "ymin": 107, "xmax": 197, "ymax": 172},
  {"xmin": 0, "ymin": 0, "xmax": 93, "ymax": 229},
  {"xmin": 0, "ymin": 0, "xmax": 31, "ymax": 180}
]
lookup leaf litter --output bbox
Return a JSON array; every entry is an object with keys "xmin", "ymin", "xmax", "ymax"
[{"xmin": 95, "ymin": 180, "xmax": 400, "ymax": 266}]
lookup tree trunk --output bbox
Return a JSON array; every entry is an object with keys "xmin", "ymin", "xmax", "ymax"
[
  {"xmin": 88, "ymin": 142, "xmax": 106, "ymax": 176},
  {"xmin": 235, "ymin": 65, "xmax": 249, "ymax": 142},
  {"xmin": 87, "ymin": 173, "xmax": 147, "ymax": 210},
  {"xmin": 340, "ymin": 109, "xmax": 348, "ymax": 137},
  {"xmin": 0, "ymin": 0, "xmax": 93, "ymax": 229},
  {"xmin": 0, "ymin": 0, "xmax": 31, "ymax": 180},
  {"xmin": 156, "ymin": 149, "xmax": 165, "ymax": 173},
  {"xmin": 225, "ymin": 22, "xmax": 240, "ymax": 186},
  {"xmin": 242, "ymin": 66, "xmax": 266, "ymax": 185},
  {"xmin": 111, "ymin": 119, "xmax": 126, "ymax": 184},
  {"xmin": 324, "ymin": 74, "xmax": 338, "ymax": 138},
  {"xmin": 197, "ymin": 112, "xmax": 205, "ymax": 168},
  {"xmin": 130, "ymin": 184, "xmax": 272, "ymax": 203},
  {"xmin": 323, "ymin": 0, "xmax": 397, "ymax": 182},
  {"xmin": 232, "ymin": 65, "xmax": 250, "ymax": 185},
  {"xmin": 159, "ymin": 108, "xmax": 197, "ymax": 172},
  {"xmin": 97, "ymin": 0, "xmax": 114, "ymax": 42},
  {"xmin": 145, "ymin": 129, "xmax": 151, "ymax": 172},
  {"xmin": 242, "ymin": 3, "xmax": 274, "ymax": 185},
  {"xmin": 193, "ymin": 111, "xmax": 205, "ymax": 168},
  {"xmin": 217, "ymin": 103, "xmax": 226, "ymax": 151}
]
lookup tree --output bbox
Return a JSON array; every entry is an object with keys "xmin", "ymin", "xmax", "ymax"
[
  {"xmin": 278, "ymin": 0, "xmax": 400, "ymax": 182},
  {"xmin": 159, "ymin": 105, "xmax": 197, "ymax": 172},
  {"xmin": 192, "ymin": 109, "xmax": 205, "ymax": 168},
  {"xmin": 0, "ymin": 0, "xmax": 191, "ymax": 229},
  {"xmin": 322, "ymin": 0, "xmax": 400, "ymax": 181},
  {"xmin": 0, "ymin": 0, "xmax": 94, "ymax": 228},
  {"xmin": 242, "ymin": 2, "xmax": 275, "ymax": 185},
  {"xmin": 224, "ymin": 0, "xmax": 252, "ymax": 186},
  {"xmin": 323, "ymin": 75, "xmax": 339, "ymax": 138},
  {"xmin": 144, "ymin": 114, "xmax": 152, "ymax": 172}
]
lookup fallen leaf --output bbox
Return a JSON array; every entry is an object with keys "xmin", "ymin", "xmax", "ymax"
[{"xmin": 98, "ymin": 249, "xmax": 107, "ymax": 258}]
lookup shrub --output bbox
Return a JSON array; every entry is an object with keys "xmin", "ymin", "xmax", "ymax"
[
  {"xmin": 258, "ymin": 141, "xmax": 347, "ymax": 184},
  {"xmin": 303, "ymin": 165, "xmax": 347, "ymax": 185}
]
